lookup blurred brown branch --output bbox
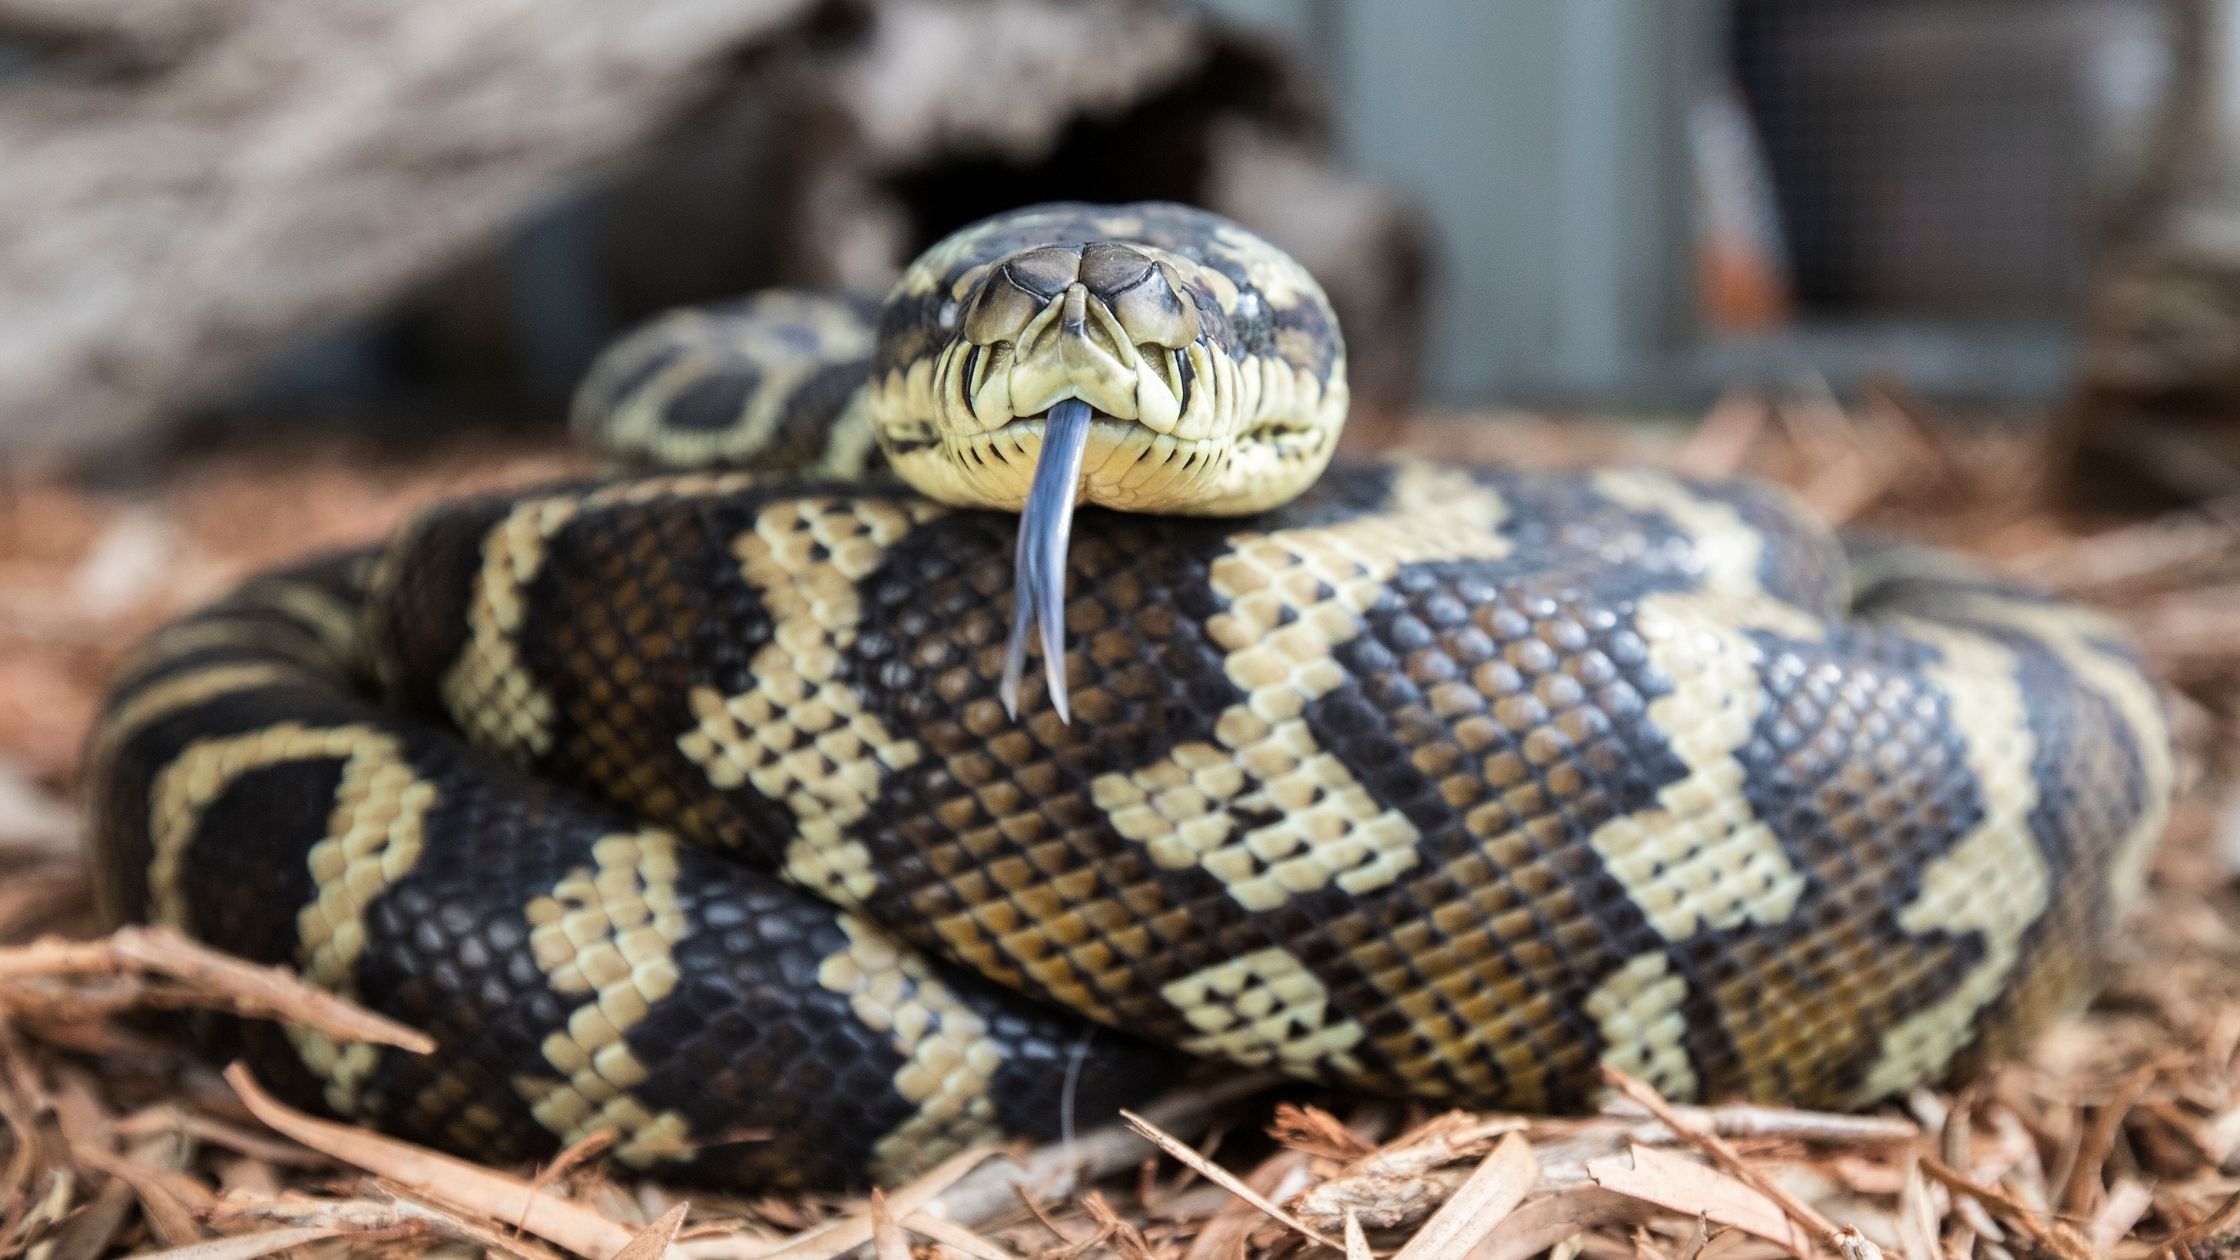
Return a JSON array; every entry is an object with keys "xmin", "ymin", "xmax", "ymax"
[
  {"xmin": 0, "ymin": 0, "xmax": 823, "ymax": 463},
  {"xmin": 0, "ymin": 0, "xmax": 1426, "ymax": 462}
]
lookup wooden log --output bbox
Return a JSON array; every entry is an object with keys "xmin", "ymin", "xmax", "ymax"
[
  {"xmin": 0, "ymin": 0, "xmax": 1425, "ymax": 460},
  {"xmin": 0, "ymin": 0, "xmax": 821, "ymax": 461}
]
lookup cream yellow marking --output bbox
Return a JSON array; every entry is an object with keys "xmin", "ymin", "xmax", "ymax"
[
  {"xmin": 675, "ymin": 496, "xmax": 946, "ymax": 906},
  {"xmin": 1585, "ymin": 950, "xmax": 1699, "ymax": 1101},
  {"xmin": 1092, "ymin": 465, "xmax": 1510, "ymax": 914},
  {"xmin": 1091, "ymin": 213, "xmax": 1148, "ymax": 238},
  {"xmin": 110, "ymin": 619, "xmax": 331, "ymax": 683},
  {"xmin": 146, "ymin": 721, "xmax": 431, "ymax": 1112},
  {"xmin": 600, "ymin": 297, "xmax": 876, "ymax": 468},
  {"xmin": 443, "ymin": 473, "xmax": 764, "ymax": 764},
  {"xmin": 1585, "ymin": 471, "xmax": 1823, "ymax": 940},
  {"xmin": 1593, "ymin": 470, "xmax": 1813, "ymax": 610},
  {"xmin": 806, "ymin": 394, "xmax": 882, "ymax": 479},
  {"xmin": 95, "ymin": 663, "xmax": 297, "ymax": 763},
  {"xmin": 239, "ymin": 579, "xmax": 365, "ymax": 671},
  {"xmin": 1849, "ymin": 627, "xmax": 2042, "ymax": 1103},
  {"xmin": 442, "ymin": 496, "xmax": 582, "ymax": 763},
  {"xmin": 513, "ymin": 831, "xmax": 696, "ymax": 1167},
  {"xmin": 1923, "ymin": 590, "xmax": 2175, "ymax": 911},
  {"xmin": 817, "ymin": 915, "xmax": 1005, "ymax": 1183},
  {"xmin": 1581, "ymin": 600, "xmax": 1805, "ymax": 938},
  {"xmin": 1158, "ymin": 946, "xmax": 1367, "ymax": 1080},
  {"xmin": 1210, "ymin": 222, "xmax": 1324, "ymax": 311}
]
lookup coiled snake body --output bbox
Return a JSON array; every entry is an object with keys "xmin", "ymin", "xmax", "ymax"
[{"xmin": 88, "ymin": 203, "xmax": 2174, "ymax": 1190}]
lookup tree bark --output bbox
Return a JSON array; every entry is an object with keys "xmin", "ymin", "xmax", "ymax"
[{"xmin": 0, "ymin": 0, "xmax": 819, "ymax": 462}]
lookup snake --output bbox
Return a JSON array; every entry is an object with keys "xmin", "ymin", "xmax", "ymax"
[{"xmin": 86, "ymin": 202, "xmax": 2174, "ymax": 1192}]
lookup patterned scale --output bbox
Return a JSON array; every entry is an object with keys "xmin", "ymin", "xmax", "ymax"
[
  {"xmin": 361, "ymin": 460, "xmax": 2165, "ymax": 1125},
  {"xmin": 87, "ymin": 556, "xmax": 1181, "ymax": 1189},
  {"xmin": 84, "ymin": 202, "xmax": 2173, "ymax": 1190}
]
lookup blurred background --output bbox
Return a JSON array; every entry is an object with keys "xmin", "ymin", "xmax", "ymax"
[
  {"xmin": 10, "ymin": 0, "xmax": 2239, "ymax": 457},
  {"xmin": 7, "ymin": 0, "xmax": 2240, "ymax": 787}
]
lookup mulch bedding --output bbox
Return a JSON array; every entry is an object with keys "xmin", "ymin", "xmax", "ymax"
[{"xmin": 3, "ymin": 394, "xmax": 2240, "ymax": 1260}]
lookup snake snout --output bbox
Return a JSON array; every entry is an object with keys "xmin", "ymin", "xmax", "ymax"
[
  {"xmin": 988, "ymin": 289, "xmax": 1144, "ymax": 425},
  {"xmin": 959, "ymin": 243, "xmax": 1207, "ymax": 437}
]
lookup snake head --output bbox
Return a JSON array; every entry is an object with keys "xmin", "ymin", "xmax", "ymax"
[
  {"xmin": 868, "ymin": 203, "xmax": 1348, "ymax": 519},
  {"xmin": 866, "ymin": 203, "xmax": 1349, "ymax": 718}
]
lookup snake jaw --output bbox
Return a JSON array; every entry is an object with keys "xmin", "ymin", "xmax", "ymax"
[{"xmin": 1001, "ymin": 399, "xmax": 1094, "ymax": 721}]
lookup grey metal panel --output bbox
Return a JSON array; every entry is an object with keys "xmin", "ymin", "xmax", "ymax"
[
  {"xmin": 1194, "ymin": 0, "xmax": 2089, "ymax": 406},
  {"xmin": 1334, "ymin": 0, "xmax": 1564, "ymax": 402},
  {"xmin": 1216, "ymin": 0, "xmax": 1698, "ymax": 403},
  {"xmin": 1545, "ymin": 1, "xmax": 1700, "ymax": 396}
]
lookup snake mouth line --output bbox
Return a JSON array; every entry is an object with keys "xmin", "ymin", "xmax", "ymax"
[
  {"xmin": 944, "ymin": 409, "xmax": 1217, "ymax": 465},
  {"xmin": 1001, "ymin": 399, "xmax": 1094, "ymax": 722}
]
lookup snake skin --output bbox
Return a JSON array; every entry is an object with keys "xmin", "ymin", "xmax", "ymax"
[{"xmin": 86, "ymin": 204, "xmax": 2174, "ymax": 1192}]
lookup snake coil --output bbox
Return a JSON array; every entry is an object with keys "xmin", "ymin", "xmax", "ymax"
[{"xmin": 88, "ymin": 203, "xmax": 2173, "ymax": 1191}]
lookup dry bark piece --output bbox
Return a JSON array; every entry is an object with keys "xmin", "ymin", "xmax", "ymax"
[
  {"xmin": 1583, "ymin": 1145, "xmax": 1814, "ymax": 1258},
  {"xmin": 1125, "ymin": 1108, "xmax": 1341, "ymax": 1252},
  {"xmin": 536, "ymin": 1129, "xmax": 619, "ymax": 1189},
  {"xmin": 122, "ymin": 1223, "xmax": 361, "ymax": 1260},
  {"xmin": 1265, "ymin": 1102, "xmax": 1378, "ymax": 1164},
  {"xmin": 1920, "ymin": 1157, "xmax": 2095, "ymax": 1260},
  {"xmin": 1178, "ymin": 1147, "xmax": 1309, "ymax": 1260},
  {"xmin": 0, "ymin": 927, "xmax": 434, "ymax": 1054},
  {"xmin": 616, "ymin": 1203, "xmax": 692, "ymax": 1260},
  {"xmin": 1467, "ymin": 1187, "xmax": 1660, "ymax": 1260},
  {"xmin": 209, "ymin": 1190, "xmax": 563, "ymax": 1259},
  {"xmin": 1892, "ymin": 1157, "xmax": 1943, "ymax": 1260},
  {"xmin": 71, "ymin": 1137, "xmax": 207, "ymax": 1248},
  {"xmin": 1342, "ymin": 1211, "xmax": 1371, "ymax": 1260},
  {"xmin": 913, "ymin": 1071, "xmax": 1278, "ymax": 1235},
  {"xmin": 2087, "ymin": 1177, "xmax": 2156, "ymax": 1251},
  {"xmin": 1599, "ymin": 1066, "xmax": 1841, "ymax": 1244},
  {"xmin": 1288, "ymin": 1111, "xmax": 1527, "ymax": 1232},
  {"xmin": 1387, "ymin": 1133, "xmax": 1537, "ymax": 1260},
  {"xmin": 753, "ymin": 1148, "xmax": 1001, "ymax": 1260},
  {"xmin": 2057, "ymin": 1061, "xmax": 2159, "ymax": 1213},
  {"xmin": 223, "ymin": 1063, "xmax": 642, "ymax": 1259},
  {"xmin": 896, "ymin": 1209, "xmax": 1020, "ymax": 1260}
]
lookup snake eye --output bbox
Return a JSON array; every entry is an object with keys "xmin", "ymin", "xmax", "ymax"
[{"xmin": 1101, "ymin": 259, "xmax": 1200, "ymax": 350}]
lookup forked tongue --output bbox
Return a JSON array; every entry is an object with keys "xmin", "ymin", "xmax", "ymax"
[{"xmin": 1000, "ymin": 399, "xmax": 1093, "ymax": 721}]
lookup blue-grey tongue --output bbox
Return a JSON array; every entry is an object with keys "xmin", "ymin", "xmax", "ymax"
[{"xmin": 1000, "ymin": 399, "xmax": 1093, "ymax": 722}]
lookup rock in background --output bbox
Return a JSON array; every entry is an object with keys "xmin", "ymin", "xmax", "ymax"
[{"xmin": 0, "ymin": 0, "xmax": 1427, "ymax": 465}]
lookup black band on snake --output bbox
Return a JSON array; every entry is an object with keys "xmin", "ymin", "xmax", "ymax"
[{"xmin": 86, "ymin": 202, "xmax": 2175, "ymax": 1192}]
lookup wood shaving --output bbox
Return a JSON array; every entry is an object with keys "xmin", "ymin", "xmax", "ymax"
[{"xmin": 2, "ymin": 404, "xmax": 2238, "ymax": 1256}]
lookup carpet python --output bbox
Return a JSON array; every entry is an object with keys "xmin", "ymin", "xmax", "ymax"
[{"xmin": 87, "ymin": 203, "xmax": 2174, "ymax": 1191}]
